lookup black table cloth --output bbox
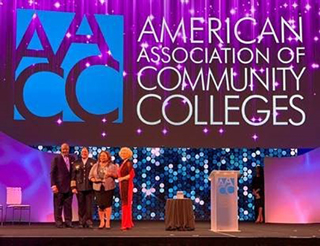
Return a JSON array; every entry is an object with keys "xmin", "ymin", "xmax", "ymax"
[{"xmin": 165, "ymin": 198, "xmax": 195, "ymax": 231}]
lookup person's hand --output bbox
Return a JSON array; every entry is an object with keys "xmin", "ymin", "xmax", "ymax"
[
  {"xmin": 72, "ymin": 189, "xmax": 78, "ymax": 194},
  {"xmin": 52, "ymin": 185, "xmax": 59, "ymax": 194},
  {"xmin": 118, "ymin": 176, "xmax": 128, "ymax": 182},
  {"xmin": 119, "ymin": 175, "xmax": 129, "ymax": 181}
]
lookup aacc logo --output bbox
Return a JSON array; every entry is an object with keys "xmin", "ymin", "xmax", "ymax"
[
  {"xmin": 14, "ymin": 9, "xmax": 123, "ymax": 123},
  {"xmin": 218, "ymin": 178, "xmax": 235, "ymax": 195}
]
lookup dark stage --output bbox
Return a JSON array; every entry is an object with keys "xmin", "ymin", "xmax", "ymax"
[{"xmin": 1, "ymin": 221, "xmax": 320, "ymax": 246}]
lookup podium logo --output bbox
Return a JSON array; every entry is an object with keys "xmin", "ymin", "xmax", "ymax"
[
  {"xmin": 14, "ymin": 9, "xmax": 123, "ymax": 123},
  {"xmin": 218, "ymin": 178, "xmax": 235, "ymax": 195}
]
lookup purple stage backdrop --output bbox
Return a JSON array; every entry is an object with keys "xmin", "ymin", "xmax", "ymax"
[
  {"xmin": 0, "ymin": 132, "xmax": 79, "ymax": 222},
  {"xmin": 0, "ymin": 131, "xmax": 54, "ymax": 222},
  {"xmin": 265, "ymin": 149, "xmax": 320, "ymax": 223},
  {"xmin": 0, "ymin": 0, "xmax": 320, "ymax": 148}
]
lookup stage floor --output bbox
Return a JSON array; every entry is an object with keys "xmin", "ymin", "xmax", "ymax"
[{"xmin": 1, "ymin": 221, "xmax": 320, "ymax": 245}]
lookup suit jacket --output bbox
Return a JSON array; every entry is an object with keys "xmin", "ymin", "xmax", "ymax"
[
  {"xmin": 71, "ymin": 158, "xmax": 96, "ymax": 191},
  {"xmin": 50, "ymin": 154, "xmax": 76, "ymax": 193},
  {"xmin": 88, "ymin": 162, "xmax": 118, "ymax": 191}
]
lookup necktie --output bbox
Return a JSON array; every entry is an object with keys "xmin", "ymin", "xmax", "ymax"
[{"xmin": 64, "ymin": 156, "xmax": 70, "ymax": 171}]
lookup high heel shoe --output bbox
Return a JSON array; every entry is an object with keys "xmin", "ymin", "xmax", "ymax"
[
  {"xmin": 98, "ymin": 222, "xmax": 105, "ymax": 229},
  {"xmin": 105, "ymin": 222, "xmax": 111, "ymax": 229}
]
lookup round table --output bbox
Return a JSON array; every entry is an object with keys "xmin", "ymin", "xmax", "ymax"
[{"xmin": 165, "ymin": 198, "xmax": 195, "ymax": 231}]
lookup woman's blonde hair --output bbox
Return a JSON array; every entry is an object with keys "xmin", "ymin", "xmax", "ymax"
[{"xmin": 119, "ymin": 147, "xmax": 133, "ymax": 159}]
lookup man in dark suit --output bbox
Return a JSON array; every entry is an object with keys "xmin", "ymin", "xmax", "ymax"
[
  {"xmin": 71, "ymin": 147, "xmax": 96, "ymax": 229},
  {"xmin": 50, "ymin": 143, "xmax": 75, "ymax": 228}
]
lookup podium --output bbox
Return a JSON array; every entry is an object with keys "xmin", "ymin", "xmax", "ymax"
[{"xmin": 208, "ymin": 170, "xmax": 240, "ymax": 232}]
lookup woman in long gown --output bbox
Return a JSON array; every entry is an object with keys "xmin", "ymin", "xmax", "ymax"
[{"xmin": 118, "ymin": 147, "xmax": 135, "ymax": 230}]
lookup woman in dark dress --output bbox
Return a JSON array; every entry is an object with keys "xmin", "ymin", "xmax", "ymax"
[
  {"xmin": 118, "ymin": 147, "xmax": 135, "ymax": 230},
  {"xmin": 89, "ymin": 151, "xmax": 118, "ymax": 229},
  {"xmin": 252, "ymin": 166, "xmax": 264, "ymax": 223}
]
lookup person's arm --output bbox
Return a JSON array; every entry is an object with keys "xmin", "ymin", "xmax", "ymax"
[
  {"xmin": 261, "ymin": 178, "xmax": 265, "ymax": 195},
  {"xmin": 118, "ymin": 175, "xmax": 130, "ymax": 182},
  {"xmin": 118, "ymin": 162, "xmax": 132, "ymax": 181},
  {"xmin": 89, "ymin": 164, "xmax": 101, "ymax": 182},
  {"xmin": 112, "ymin": 167, "xmax": 119, "ymax": 179},
  {"xmin": 88, "ymin": 164, "xmax": 96, "ymax": 182},
  {"xmin": 252, "ymin": 178, "xmax": 261, "ymax": 198},
  {"xmin": 252, "ymin": 188, "xmax": 260, "ymax": 195},
  {"xmin": 71, "ymin": 162, "xmax": 77, "ymax": 194},
  {"xmin": 50, "ymin": 157, "xmax": 59, "ymax": 193}
]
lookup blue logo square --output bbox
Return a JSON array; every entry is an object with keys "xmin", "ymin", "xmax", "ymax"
[{"xmin": 15, "ymin": 9, "xmax": 123, "ymax": 123}]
